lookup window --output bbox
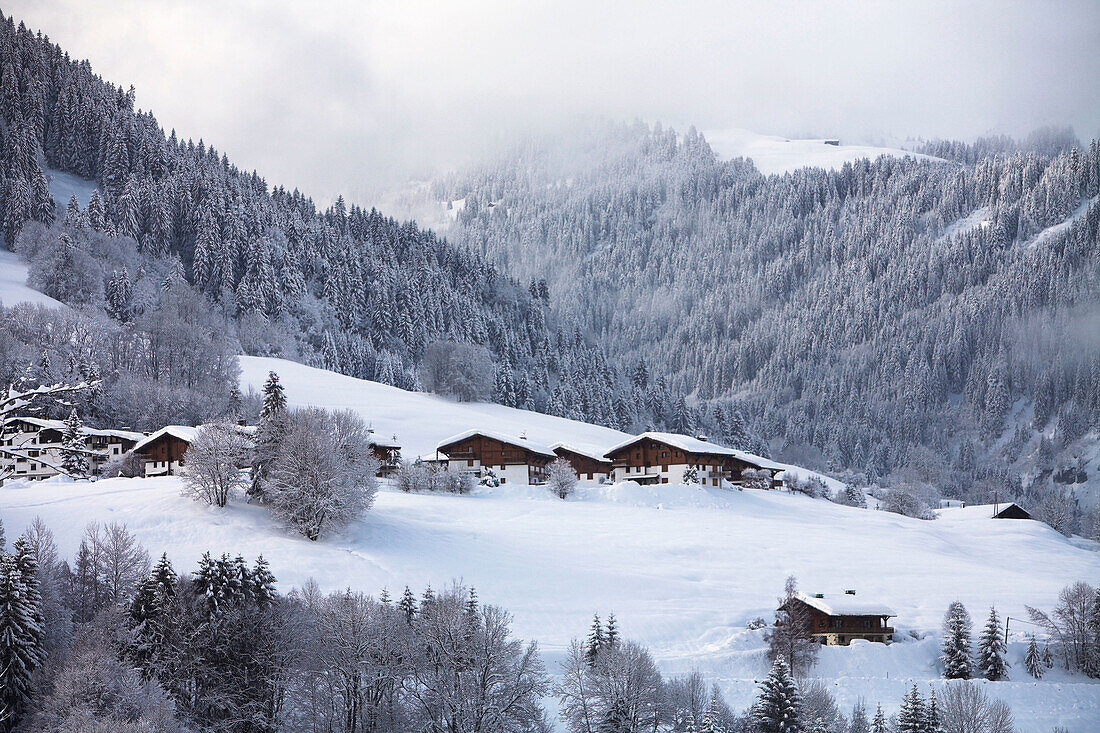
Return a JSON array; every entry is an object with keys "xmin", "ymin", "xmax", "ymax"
[
  {"xmin": 467, "ymin": 459, "xmax": 474, "ymax": 466},
  {"xmin": 661, "ymin": 450, "xmax": 668, "ymax": 458},
  {"xmin": 661, "ymin": 465, "xmax": 667, "ymax": 472},
  {"xmin": 661, "ymin": 478, "xmax": 668, "ymax": 484}
]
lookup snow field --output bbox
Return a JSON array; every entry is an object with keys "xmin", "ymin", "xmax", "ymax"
[
  {"xmin": 0, "ymin": 474, "xmax": 1095, "ymax": 728},
  {"xmin": 703, "ymin": 128, "xmax": 945, "ymax": 176}
]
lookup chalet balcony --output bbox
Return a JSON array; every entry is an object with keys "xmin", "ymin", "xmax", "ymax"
[{"xmin": 814, "ymin": 626, "xmax": 894, "ymax": 636}]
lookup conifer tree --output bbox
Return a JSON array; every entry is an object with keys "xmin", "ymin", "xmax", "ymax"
[
  {"xmin": 59, "ymin": 408, "xmax": 88, "ymax": 478},
  {"xmin": 926, "ymin": 689, "xmax": 942, "ymax": 733},
  {"xmin": 977, "ymin": 605, "xmax": 1009, "ymax": 680},
  {"xmin": 249, "ymin": 371, "xmax": 288, "ymax": 502},
  {"xmin": 398, "ymin": 585, "xmax": 417, "ymax": 624},
  {"xmin": 0, "ymin": 544, "xmax": 44, "ymax": 730},
  {"xmin": 871, "ymin": 705, "xmax": 887, "ymax": 733},
  {"xmin": 251, "ymin": 555, "xmax": 277, "ymax": 607},
  {"xmin": 586, "ymin": 613, "xmax": 605, "ymax": 665},
  {"xmin": 848, "ymin": 699, "xmax": 870, "ymax": 733},
  {"xmin": 896, "ymin": 685, "xmax": 926, "ymax": 733},
  {"xmin": 260, "ymin": 371, "xmax": 287, "ymax": 419},
  {"xmin": 700, "ymin": 695, "xmax": 725, "ymax": 733},
  {"xmin": 1025, "ymin": 635, "xmax": 1045, "ymax": 679},
  {"xmin": 605, "ymin": 612, "xmax": 619, "ymax": 648},
  {"xmin": 751, "ymin": 656, "xmax": 804, "ymax": 733},
  {"xmin": 941, "ymin": 601, "xmax": 973, "ymax": 679}
]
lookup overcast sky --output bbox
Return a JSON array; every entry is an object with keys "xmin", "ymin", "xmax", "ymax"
[{"xmin": 10, "ymin": 1, "xmax": 1100, "ymax": 205}]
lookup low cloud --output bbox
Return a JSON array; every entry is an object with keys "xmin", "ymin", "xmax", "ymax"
[{"xmin": 11, "ymin": 0, "xmax": 1100, "ymax": 204}]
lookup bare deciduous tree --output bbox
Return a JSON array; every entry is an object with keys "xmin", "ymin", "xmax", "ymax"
[
  {"xmin": 180, "ymin": 422, "xmax": 250, "ymax": 508},
  {"xmin": 267, "ymin": 408, "xmax": 379, "ymax": 540}
]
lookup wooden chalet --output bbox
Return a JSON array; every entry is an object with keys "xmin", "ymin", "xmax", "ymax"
[
  {"xmin": 135, "ymin": 424, "xmax": 257, "ymax": 478},
  {"xmin": 134, "ymin": 426, "xmax": 199, "ymax": 477},
  {"xmin": 367, "ymin": 431, "xmax": 401, "ymax": 478},
  {"xmin": 549, "ymin": 442, "xmax": 613, "ymax": 483},
  {"xmin": 1, "ymin": 416, "xmax": 144, "ymax": 480},
  {"xmin": 783, "ymin": 590, "xmax": 895, "ymax": 646},
  {"xmin": 436, "ymin": 429, "xmax": 554, "ymax": 485},
  {"xmin": 603, "ymin": 432, "xmax": 784, "ymax": 487}
]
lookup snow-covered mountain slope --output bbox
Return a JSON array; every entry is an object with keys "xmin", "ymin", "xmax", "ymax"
[
  {"xmin": 703, "ymin": 128, "xmax": 945, "ymax": 175},
  {"xmin": 46, "ymin": 168, "xmax": 98, "ymax": 209},
  {"xmin": 1027, "ymin": 195, "xmax": 1099, "ymax": 249},
  {"xmin": 238, "ymin": 356, "xmax": 842, "ymax": 490},
  {"xmin": 0, "ymin": 250, "xmax": 64, "ymax": 309},
  {"xmin": 238, "ymin": 356, "xmax": 631, "ymax": 459},
  {"xmin": 0, "ymin": 476, "xmax": 1095, "ymax": 728}
]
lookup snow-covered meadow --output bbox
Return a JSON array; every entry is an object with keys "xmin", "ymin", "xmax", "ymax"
[
  {"xmin": 702, "ymin": 128, "xmax": 945, "ymax": 175},
  {"xmin": 1, "ymin": 473, "xmax": 1096, "ymax": 728}
]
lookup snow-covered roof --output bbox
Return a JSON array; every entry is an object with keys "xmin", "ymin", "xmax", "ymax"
[
  {"xmin": 794, "ymin": 591, "xmax": 895, "ymax": 617},
  {"xmin": 605, "ymin": 432, "xmax": 785, "ymax": 470},
  {"xmin": 133, "ymin": 425, "xmax": 200, "ymax": 453},
  {"xmin": 134, "ymin": 424, "xmax": 258, "ymax": 453},
  {"xmin": 368, "ymin": 433, "xmax": 401, "ymax": 449},
  {"xmin": 3, "ymin": 416, "xmax": 144, "ymax": 442},
  {"xmin": 436, "ymin": 429, "xmax": 555, "ymax": 458},
  {"xmin": 549, "ymin": 442, "xmax": 613, "ymax": 464}
]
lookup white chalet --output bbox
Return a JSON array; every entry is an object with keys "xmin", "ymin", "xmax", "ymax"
[{"xmin": 0, "ymin": 416, "xmax": 144, "ymax": 480}]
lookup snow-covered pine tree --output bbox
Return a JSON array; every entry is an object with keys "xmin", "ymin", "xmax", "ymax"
[
  {"xmin": 251, "ymin": 555, "xmax": 277, "ymax": 608},
  {"xmin": 586, "ymin": 613, "xmax": 605, "ymax": 665},
  {"xmin": 977, "ymin": 605, "xmax": 1009, "ymax": 680},
  {"xmin": 605, "ymin": 613, "xmax": 619, "ymax": 648},
  {"xmin": 398, "ymin": 585, "xmax": 417, "ymax": 624},
  {"xmin": 260, "ymin": 371, "xmax": 287, "ymax": 419},
  {"xmin": 700, "ymin": 694, "xmax": 725, "ymax": 733},
  {"xmin": 895, "ymin": 684, "xmax": 926, "ymax": 733},
  {"xmin": 1042, "ymin": 643, "xmax": 1054, "ymax": 669},
  {"xmin": 683, "ymin": 465, "xmax": 699, "ymax": 484},
  {"xmin": 59, "ymin": 408, "xmax": 89, "ymax": 478},
  {"xmin": 941, "ymin": 601, "xmax": 974, "ymax": 679},
  {"xmin": 751, "ymin": 656, "xmax": 804, "ymax": 733},
  {"xmin": 848, "ymin": 699, "xmax": 870, "ymax": 733},
  {"xmin": 871, "ymin": 705, "xmax": 887, "ymax": 733},
  {"xmin": 843, "ymin": 484, "xmax": 868, "ymax": 508},
  {"xmin": 1025, "ymin": 635, "xmax": 1045, "ymax": 678},
  {"xmin": 926, "ymin": 689, "xmax": 942, "ymax": 733},
  {"xmin": 0, "ymin": 544, "xmax": 44, "ymax": 730},
  {"xmin": 249, "ymin": 375, "xmax": 289, "ymax": 503},
  {"xmin": 1086, "ymin": 587, "xmax": 1100, "ymax": 678}
]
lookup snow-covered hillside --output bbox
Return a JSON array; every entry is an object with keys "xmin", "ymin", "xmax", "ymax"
[
  {"xmin": 0, "ymin": 476, "xmax": 1095, "ymax": 728},
  {"xmin": 238, "ymin": 355, "xmax": 842, "ymax": 491},
  {"xmin": 46, "ymin": 168, "xmax": 98, "ymax": 209},
  {"xmin": 703, "ymin": 128, "xmax": 945, "ymax": 175},
  {"xmin": 0, "ymin": 250, "xmax": 64, "ymax": 309},
  {"xmin": 239, "ymin": 356, "xmax": 631, "ymax": 460}
]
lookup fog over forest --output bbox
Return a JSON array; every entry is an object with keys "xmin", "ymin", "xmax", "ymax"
[{"xmin": 9, "ymin": 0, "xmax": 1100, "ymax": 202}]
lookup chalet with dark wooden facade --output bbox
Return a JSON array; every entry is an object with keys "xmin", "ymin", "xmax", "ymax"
[
  {"xmin": 134, "ymin": 426, "xmax": 199, "ymax": 477},
  {"xmin": 436, "ymin": 430, "xmax": 554, "ymax": 485},
  {"xmin": 603, "ymin": 432, "xmax": 784, "ymax": 487},
  {"xmin": 368, "ymin": 431, "xmax": 401, "ymax": 478},
  {"xmin": 782, "ymin": 591, "xmax": 895, "ymax": 646},
  {"xmin": 549, "ymin": 443, "xmax": 613, "ymax": 483}
]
